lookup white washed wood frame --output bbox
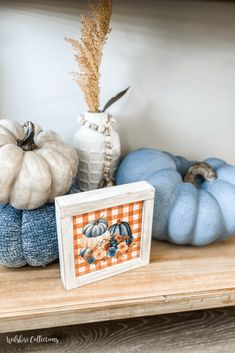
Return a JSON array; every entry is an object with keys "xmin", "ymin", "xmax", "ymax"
[{"xmin": 55, "ymin": 181, "xmax": 155, "ymax": 290}]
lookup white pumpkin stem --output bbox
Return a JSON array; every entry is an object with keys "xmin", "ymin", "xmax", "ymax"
[
  {"xmin": 183, "ymin": 162, "xmax": 217, "ymax": 186},
  {"xmin": 17, "ymin": 121, "xmax": 38, "ymax": 151}
]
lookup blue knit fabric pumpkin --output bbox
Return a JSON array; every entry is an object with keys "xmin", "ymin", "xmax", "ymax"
[
  {"xmin": 116, "ymin": 148, "xmax": 235, "ymax": 246},
  {"xmin": 0, "ymin": 203, "xmax": 58, "ymax": 267}
]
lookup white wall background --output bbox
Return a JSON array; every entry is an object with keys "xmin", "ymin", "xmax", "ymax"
[{"xmin": 0, "ymin": 0, "xmax": 235, "ymax": 162}]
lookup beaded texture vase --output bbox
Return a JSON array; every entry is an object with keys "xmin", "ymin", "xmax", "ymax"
[{"xmin": 74, "ymin": 112, "xmax": 121, "ymax": 191}]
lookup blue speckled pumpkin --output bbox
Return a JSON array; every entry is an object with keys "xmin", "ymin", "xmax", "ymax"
[
  {"xmin": 116, "ymin": 148, "xmax": 235, "ymax": 246},
  {"xmin": 0, "ymin": 203, "xmax": 58, "ymax": 267}
]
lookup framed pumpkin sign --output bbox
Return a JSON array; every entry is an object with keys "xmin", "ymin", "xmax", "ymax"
[{"xmin": 55, "ymin": 181, "xmax": 155, "ymax": 290}]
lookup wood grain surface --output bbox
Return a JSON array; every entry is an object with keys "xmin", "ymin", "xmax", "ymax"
[
  {"xmin": 1, "ymin": 238, "xmax": 235, "ymax": 333},
  {"xmin": 0, "ymin": 307, "xmax": 235, "ymax": 353}
]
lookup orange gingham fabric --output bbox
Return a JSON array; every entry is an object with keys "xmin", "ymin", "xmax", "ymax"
[{"xmin": 73, "ymin": 201, "xmax": 143, "ymax": 278}]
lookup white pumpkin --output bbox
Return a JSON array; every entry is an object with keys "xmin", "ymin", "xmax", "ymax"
[
  {"xmin": 80, "ymin": 230, "xmax": 111, "ymax": 249},
  {"xmin": 0, "ymin": 120, "xmax": 79, "ymax": 210}
]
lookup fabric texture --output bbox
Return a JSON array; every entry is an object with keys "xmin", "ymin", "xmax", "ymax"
[{"xmin": 0, "ymin": 203, "xmax": 58, "ymax": 268}]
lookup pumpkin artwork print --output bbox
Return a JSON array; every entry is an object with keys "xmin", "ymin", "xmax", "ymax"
[
  {"xmin": 73, "ymin": 201, "xmax": 143, "ymax": 276},
  {"xmin": 79, "ymin": 218, "xmax": 134, "ymax": 264}
]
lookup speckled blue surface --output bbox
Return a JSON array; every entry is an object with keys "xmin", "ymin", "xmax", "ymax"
[{"xmin": 116, "ymin": 148, "xmax": 235, "ymax": 246}]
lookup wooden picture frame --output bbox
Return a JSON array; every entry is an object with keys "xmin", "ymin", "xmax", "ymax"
[{"xmin": 55, "ymin": 181, "xmax": 155, "ymax": 290}]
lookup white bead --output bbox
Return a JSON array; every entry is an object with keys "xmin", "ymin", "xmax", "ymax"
[
  {"xmin": 98, "ymin": 126, "xmax": 105, "ymax": 133},
  {"xmin": 103, "ymin": 116, "xmax": 108, "ymax": 123},
  {"xmin": 104, "ymin": 161, "xmax": 111, "ymax": 167}
]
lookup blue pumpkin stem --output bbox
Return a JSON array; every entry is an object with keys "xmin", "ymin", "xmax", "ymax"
[{"xmin": 183, "ymin": 162, "xmax": 217, "ymax": 187}]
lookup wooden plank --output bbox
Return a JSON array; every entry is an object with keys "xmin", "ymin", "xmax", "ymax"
[
  {"xmin": 0, "ymin": 238, "xmax": 235, "ymax": 333},
  {"xmin": 1, "ymin": 307, "xmax": 235, "ymax": 352}
]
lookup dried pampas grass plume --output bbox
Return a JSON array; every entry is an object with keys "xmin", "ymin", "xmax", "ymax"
[{"xmin": 65, "ymin": 0, "xmax": 112, "ymax": 113}]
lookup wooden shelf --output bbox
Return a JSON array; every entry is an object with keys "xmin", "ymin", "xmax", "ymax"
[{"xmin": 1, "ymin": 238, "xmax": 235, "ymax": 333}]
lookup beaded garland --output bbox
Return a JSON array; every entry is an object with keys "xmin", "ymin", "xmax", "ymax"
[{"xmin": 80, "ymin": 114, "xmax": 116, "ymax": 188}]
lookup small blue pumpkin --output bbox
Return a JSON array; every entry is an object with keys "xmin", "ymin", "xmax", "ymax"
[
  {"xmin": 82, "ymin": 218, "xmax": 108, "ymax": 238},
  {"xmin": 116, "ymin": 148, "xmax": 235, "ymax": 246},
  {"xmin": 109, "ymin": 220, "xmax": 133, "ymax": 244},
  {"xmin": 109, "ymin": 220, "xmax": 132, "ymax": 237},
  {"xmin": 0, "ymin": 203, "xmax": 58, "ymax": 267},
  {"xmin": 79, "ymin": 248, "xmax": 92, "ymax": 257}
]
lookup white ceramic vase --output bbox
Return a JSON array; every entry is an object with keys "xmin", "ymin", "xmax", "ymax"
[{"xmin": 74, "ymin": 112, "xmax": 121, "ymax": 191}]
